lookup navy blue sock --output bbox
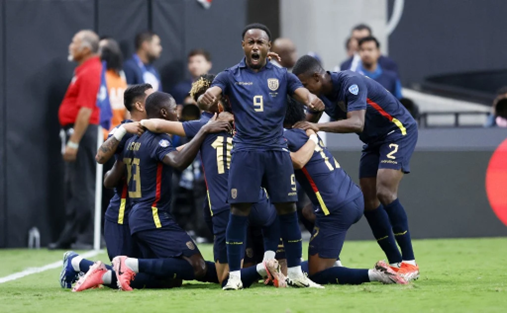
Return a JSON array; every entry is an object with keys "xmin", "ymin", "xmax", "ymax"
[
  {"xmin": 301, "ymin": 261, "xmax": 309, "ymax": 274},
  {"xmin": 310, "ymin": 267, "xmax": 369, "ymax": 285},
  {"xmin": 102, "ymin": 270, "xmax": 118, "ymax": 289},
  {"xmin": 196, "ymin": 261, "xmax": 219, "ymax": 283},
  {"xmin": 240, "ymin": 266, "xmax": 262, "ymax": 288},
  {"xmin": 130, "ymin": 272, "xmax": 181, "ymax": 289},
  {"xmin": 226, "ymin": 214, "xmax": 248, "ymax": 271},
  {"xmin": 78, "ymin": 259, "xmax": 95, "ymax": 273},
  {"xmin": 261, "ymin": 216, "xmax": 281, "ymax": 253},
  {"xmin": 279, "ymin": 211, "xmax": 302, "ymax": 267},
  {"xmin": 384, "ymin": 199, "xmax": 415, "ymax": 261},
  {"xmin": 138, "ymin": 258, "xmax": 195, "ymax": 280},
  {"xmin": 364, "ymin": 205, "xmax": 402, "ymax": 264}
]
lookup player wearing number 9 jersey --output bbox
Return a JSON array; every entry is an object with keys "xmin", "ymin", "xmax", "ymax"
[
  {"xmin": 198, "ymin": 23, "xmax": 325, "ymax": 289},
  {"xmin": 292, "ymin": 55, "xmax": 419, "ymax": 281}
]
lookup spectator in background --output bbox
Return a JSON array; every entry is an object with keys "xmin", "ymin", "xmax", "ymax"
[
  {"xmin": 339, "ymin": 24, "xmax": 398, "ymax": 75},
  {"xmin": 399, "ymin": 98, "xmax": 420, "ymax": 123},
  {"xmin": 171, "ymin": 49, "xmax": 212, "ymax": 104},
  {"xmin": 98, "ymin": 37, "xmax": 128, "ymax": 139},
  {"xmin": 357, "ymin": 36, "xmax": 402, "ymax": 99},
  {"xmin": 123, "ymin": 31, "xmax": 162, "ymax": 91},
  {"xmin": 345, "ymin": 37, "xmax": 356, "ymax": 58},
  {"xmin": 271, "ymin": 38, "xmax": 298, "ymax": 70},
  {"xmin": 485, "ymin": 87, "xmax": 507, "ymax": 127},
  {"xmin": 50, "ymin": 30, "xmax": 102, "ymax": 250}
]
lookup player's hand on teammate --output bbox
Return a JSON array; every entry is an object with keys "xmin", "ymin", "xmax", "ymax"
[
  {"xmin": 218, "ymin": 111, "xmax": 234, "ymax": 123},
  {"xmin": 123, "ymin": 122, "xmax": 144, "ymax": 136},
  {"xmin": 308, "ymin": 95, "xmax": 325, "ymax": 112},
  {"xmin": 198, "ymin": 91, "xmax": 218, "ymax": 109},
  {"xmin": 293, "ymin": 121, "xmax": 320, "ymax": 132},
  {"xmin": 267, "ymin": 51, "xmax": 282, "ymax": 62},
  {"xmin": 203, "ymin": 113, "xmax": 232, "ymax": 134}
]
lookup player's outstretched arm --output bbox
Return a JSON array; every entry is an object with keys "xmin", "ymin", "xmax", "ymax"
[
  {"xmin": 294, "ymin": 110, "xmax": 366, "ymax": 134},
  {"xmin": 197, "ymin": 86, "xmax": 223, "ymax": 111},
  {"xmin": 140, "ymin": 119, "xmax": 186, "ymax": 137},
  {"xmin": 162, "ymin": 114, "xmax": 231, "ymax": 170},
  {"xmin": 292, "ymin": 88, "xmax": 325, "ymax": 112},
  {"xmin": 96, "ymin": 122, "xmax": 141, "ymax": 164},
  {"xmin": 290, "ymin": 129, "xmax": 318, "ymax": 169},
  {"xmin": 103, "ymin": 160, "xmax": 125, "ymax": 189}
]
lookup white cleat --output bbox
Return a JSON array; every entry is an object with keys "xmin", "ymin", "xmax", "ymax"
[
  {"xmin": 222, "ymin": 275, "xmax": 243, "ymax": 290},
  {"xmin": 263, "ymin": 259, "xmax": 287, "ymax": 288},
  {"xmin": 286, "ymin": 273, "xmax": 324, "ymax": 289}
]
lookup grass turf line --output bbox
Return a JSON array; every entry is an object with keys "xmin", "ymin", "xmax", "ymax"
[{"xmin": 0, "ymin": 238, "xmax": 506, "ymax": 313}]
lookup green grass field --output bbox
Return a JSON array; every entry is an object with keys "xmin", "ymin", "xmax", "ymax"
[{"xmin": 1, "ymin": 238, "xmax": 506, "ymax": 313}]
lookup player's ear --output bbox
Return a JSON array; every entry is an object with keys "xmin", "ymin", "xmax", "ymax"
[
  {"xmin": 312, "ymin": 72, "xmax": 320, "ymax": 82},
  {"xmin": 241, "ymin": 40, "xmax": 246, "ymax": 50},
  {"xmin": 267, "ymin": 41, "xmax": 272, "ymax": 50},
  {"xmin": 135, "ymin": 101, "xmax": 145, "ymax": 112}
]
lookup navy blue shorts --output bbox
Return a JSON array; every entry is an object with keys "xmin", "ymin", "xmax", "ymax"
[
  {"xmin": 132, "ymin": 225, "xmax": 201, "ymax": 259},
  {"xmin": 359, "ymin": 126, "xmax": 418, "ymax": 178},
  {"xmin": 212, "ymin": 197, "xmax": 278, "ymax": 263},
  {"xmin": 309, "ymin": 196, "xmax": 364, "ymax": 259},
  {"xmin": 228, "ymin": 150, "xmax": 297, "ymax": 204},
  {"xmin": 103, "ymin": 218, "xmax": 140, "ymax": 261}
]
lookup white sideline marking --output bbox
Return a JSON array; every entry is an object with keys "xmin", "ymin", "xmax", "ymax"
[{"xmin": 0, "ymin": 250, "xmax": 101, "ymax": 284}]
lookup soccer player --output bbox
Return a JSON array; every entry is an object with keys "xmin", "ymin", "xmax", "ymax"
[
  {"xmin": 112, "ymin": 91, "xmax": 231, "ymax": 291},
  {"xmin": 198, "ymin": 23, "xmax": 325, "ymax": 289},
  {"xmin": 140, "ymin": 74, "xmax": 286, "ymax": 287},
  {"xmin": 292, "ymin": 55, "xmax": 419, "ymax": 281},
  {"xmin": 283, "ymin": 99, "xmax": 407, "ymax": 285},
  {"xmin": 60, "ymin": 84, "xmax": 153, "ymax": 290}
]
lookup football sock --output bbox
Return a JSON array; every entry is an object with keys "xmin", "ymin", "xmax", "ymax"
[
  {"xmin": 384, "ymin": 199, "xmax": 415, "ymax": 261},
  {"xmin": 334, "ymin": 259, "xmax": 343, "ymax": 267},
  {"xmin": 403, "ymin": 260, "xmax": 417, "ymax": 266},
  {"xmin": 256, "ymin": 263, "xmax": 267, "ymax": 277},
  {"xmin": 240, "ymin": 266, "xmax": 262, "ymax": 288},
  {"xmin": 301, "ymin": 260, "xmax": 309, "ymax": 273},
  {"xmin": 288, "ymin": 266, "xmax": 303, "ymax": 278},
  {"xmin": 310, "ymin": 267, "xmax": 369, "ymax": 285},
  {"xmin": 263, "ymin": 250, "xmax": 276, "ymax": 261},
  {"xmin": 196, "ymin": 261, "xmax": 219, "ymax": 283},
  {"xmin": 261, "ymin": 217, "xmax": 281, "ymax": 253},
  {"xmin": 137, "ymin": 258, "xmax": 195, "ymax": 280},
  {"xmin": 130, "ymin": 273, "xmax": 179, "ymax": 289},
  {"xmin": 125, "ymin": 258, "xmax": 139, "ymax": 272},
  {"xmin": 364, "ymin": 204, "xmax": 402, "ymax": 264},
  {"xmin": 226, "ymin": 214, "xmax": 248, "ymax": 272},
  {"xmin": 279, "ymin": 211, "xmax": 302, "ymax": 267}
]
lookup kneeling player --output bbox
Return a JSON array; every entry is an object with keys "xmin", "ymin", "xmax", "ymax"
[{"xmin": 283, "ymin": 100, "xmax": 407, "ymax": 285}]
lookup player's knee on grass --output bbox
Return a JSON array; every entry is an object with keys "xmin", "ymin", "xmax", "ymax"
[
  {"xmin": 187, "ymin": 255, "xmax": 207, "ymax": 280},
  {"xmin": 275, "ymin": 202, "xmax": 296, "ymax": 215}
]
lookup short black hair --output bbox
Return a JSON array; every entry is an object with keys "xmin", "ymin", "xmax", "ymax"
[
  {"xmin": 358, "ymin": 36, "xmax": 380, "ymax": 48},
  {"xmin": 284, "ymin": 96, "xmax": 306, "ymax": 126},
  {"xmin": 100, "ymin": 38, "xmax": 123, "ymax": 72},
  {"xmin": 188, "ymin": 49, "xmax": 211, "ymax": 62},
  {"xmin": 123, "ymin": 83, "xmax": 153, "ymax": 111},
  {"xmin": 135, "ymin": 30, "xmax": 157, "ymax": 50},
  {"xmin": 145, "ymin": 92, "xmax": 174, "ymax": 118},
  {"xmin": 242, "ymin": 23, "xmax": 271, "ymax": 41},
  {"xmin": 292, "ymin": 55, "xmax": 325, "ymax": 77},
  {"xmin": 352, "ymin": 23, "xmax": 372, "ymax": 35}
]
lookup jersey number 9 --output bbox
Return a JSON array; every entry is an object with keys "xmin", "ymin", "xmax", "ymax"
[{"xmin": 253, "ymin": 95, "xmax": 264, "ymax": 112}]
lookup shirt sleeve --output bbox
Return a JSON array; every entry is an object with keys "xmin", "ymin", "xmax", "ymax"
[
  {"xmin": 76, "ymin": 68, "xmax": 101, "ymax": 110},
  {"xmin": 211, "ymin": 71, "xmax": 229, "ymax": 94},
  {"xmin": 182, "ymin": 119, "xmax": 206, "ymax": 138},
  {"xmin": 286, "ymin": 72, "xmax": 304, "ymax": 95},
  {"xmin": 344, "ymin": 77, "xmax": 368, "ymax": 112},
  {"xmin": 150, "ymin": 134, "xmax": 176, "ymax": 162},
  {"xmin": 284, "ymin": 130, "xmax": 306, "ymax": 152}
]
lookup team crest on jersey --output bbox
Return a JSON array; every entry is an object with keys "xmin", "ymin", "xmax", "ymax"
[
  {"xmin": 159, "ymin": 139, "xmax": 170, "ymax": 147},
  {"xmin": 267, "ymin": 78, "xmax": 279, "ymax": 91},
  {"xmin": 231, "ymin": 188, "xmax": 237, "ymax": 199},
  {"xmin": 186, "ymin": 241, "xmax": 196, "ymax": 250},
  {"xmin": 348, "ymin": 84, "xmax": 359, "ymax": 95}
]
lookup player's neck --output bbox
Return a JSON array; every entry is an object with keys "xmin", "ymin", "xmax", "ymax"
[
  {"xmin": 136, "ymin": 51, "xmax": 149, "ymax": 64},
  {"xmin": 322, "ymin": 73, "xmax": 334, "ymax": 96},
  {"xmin": 363, "ymin": 62, "xmax": 377, "ymax": 72},
  {"xmin": 130, "ymin": 112, "xmax": 145, "ymax": 121},
  {"xmin": 246, "ymin": 61, "xmax": 267, "ymax": 73}
]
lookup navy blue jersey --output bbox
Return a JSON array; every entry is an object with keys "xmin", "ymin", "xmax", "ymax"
[
  {"xmin": 284, "ymin": 128, "xmax": 362, "ymax": 215},
  {"xmin": 322, "ymin": 71, "xmax": 415, "ymax": 144},
  {"xmin": 104, "ymin": 119, "xmax": 134, "ymax": 224},
  {"xmin": 211, "ymin": 58, "xmax": 303, "ymax": 151},
  {"xmin": 183, "ymin": 112, "xmax": 231, "ymax": 215},
  {"xmin": 123, "ymin": 131, "xmax": 176, "ymax": 233}
]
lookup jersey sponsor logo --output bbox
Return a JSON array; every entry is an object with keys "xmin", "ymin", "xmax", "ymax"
[
  {"xmin": 186, "ymin": 241, "xmax": 196, "ymax": 250},
  {"xmin": 231, "ymin": 188, "xmax": 237, "ymax": 199},
  {"xmin": 348, "ymin": 84, "xmax": 359, "ymax": 95},
  {"xmin": 267, "ymin": 78, "xmax": 279, "ymax": 91},
  {"xmin": 235, "ymin": 81, "xmax": 253, "ymax": 85},
  {"xmin": 159, "ymin": 139, "xmax": 170, "ymax": 147}
]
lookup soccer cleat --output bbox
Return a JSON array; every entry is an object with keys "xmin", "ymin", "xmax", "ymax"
[
  {"xmin": 60, "ymin": 251, "xmax": 79, "ymax": 288},
  {"xmin": 263, "ymin": 259, "xmax": 287, "ymax": 288},
  {"xmin": 374, "ymin": 261, "xmax": 408, "ymax": 285},
  {"xmin": 112, "ymin": 256, "xmax": 136, "ymax": 291},
  {"xmin": 222, "ymin": 275, "xmax": 243, "ymax": 290},
  {"xmin": 72, "ymin": 261, "xmax": 107, "ymax": 292},
  {"xmin": 397, "ymin": 262, "xmax": 419, "ymax": 281},
  {"xmin": 286, "ymin": 273, "xmax": 324, "ymax": 289}
]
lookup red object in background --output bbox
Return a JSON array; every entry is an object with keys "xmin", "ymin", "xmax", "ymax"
[
  {"xmin": 486, "ymin": 138, "xmax": 507, "ymax": 226},
  {"xmin": 197, "ymin": 0, "xmax": 212, "ymax": 9}
]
